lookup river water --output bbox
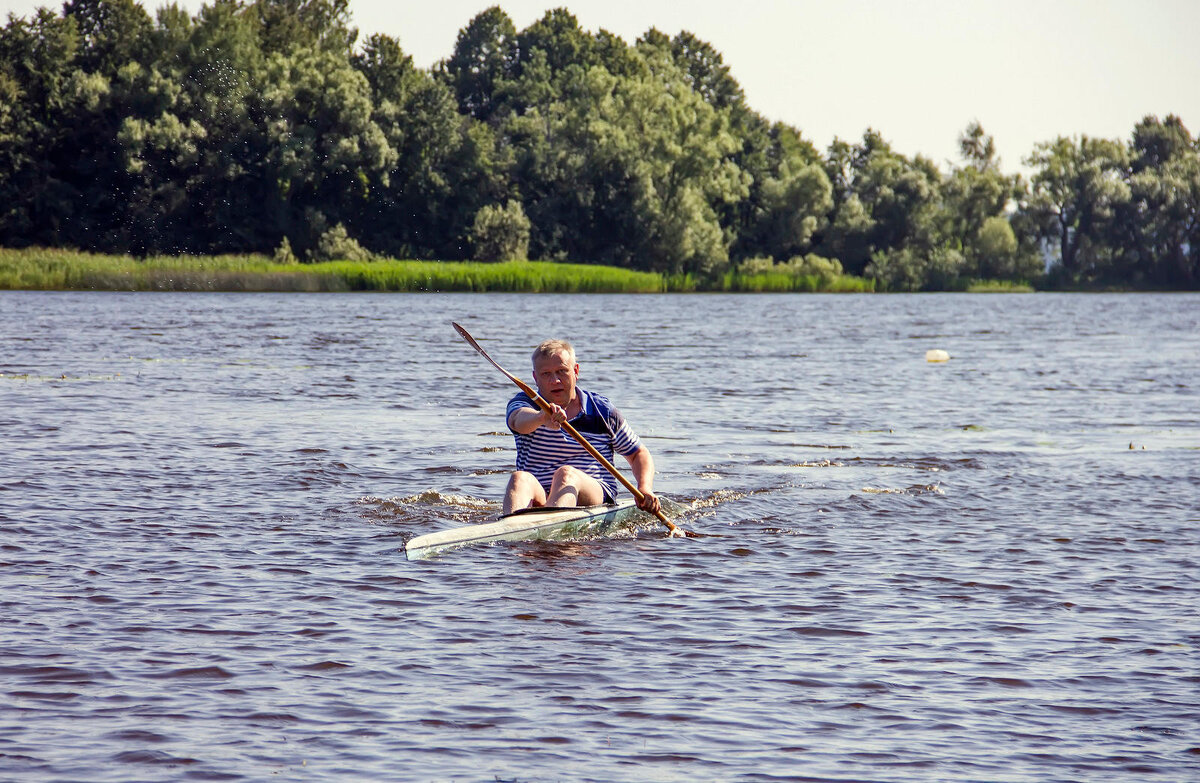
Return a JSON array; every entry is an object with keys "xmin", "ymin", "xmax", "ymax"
[{"xmin": 1, "ymin": 291, "xmax": 1197, "ymax": 782}]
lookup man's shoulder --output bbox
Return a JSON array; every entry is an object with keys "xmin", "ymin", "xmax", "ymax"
[
  {"xmin": 574, "ymin": 388, "xmax": 627, "ymax": 436},
  {"xmin": 507, "ymin": 390, "xmax": 536, "ymax": 407},
  {"xmin": 578, "ymin": 387, "xmax": 616, "ymax": 414}
]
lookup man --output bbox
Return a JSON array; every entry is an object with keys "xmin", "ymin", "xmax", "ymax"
[{"xmin": 503, "ymin": 338, "xmax": 662, "ymax": 517}]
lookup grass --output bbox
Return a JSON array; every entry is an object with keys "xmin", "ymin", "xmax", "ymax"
[
  {"xmin": 716, "ymin": 270, "xmax": 876, "ymax": 293},
  {"xmin": 325, "ymin": 259, "xmax": 665, "ymax": 293},
  {"xmin": 0, "ymin": 248, "xmax": 666, "ymax": 293},
  {"xmin": 964, "ymin": 278, "xmax": 1036, "ymax": 293},
  {"xmin": 1, "ymin": 247, "xmax": 875, "ymax": 294},
  {"xmin": 0, "ymin": 248, "xmax": 318, "ymax": 291}
]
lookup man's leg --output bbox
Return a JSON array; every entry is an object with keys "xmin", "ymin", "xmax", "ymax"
[
  {"xmin": 503, "ymin": 471, "xmax": 547, "ymax": 515},
  {"xmin": 547, "ymin": 466, "xmax": 607, "ymax": 508}
]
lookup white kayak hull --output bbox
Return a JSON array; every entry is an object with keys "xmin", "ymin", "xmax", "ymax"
[{"xmin": 405, "ymin": 499, "xmax": 640, "ymax": 560}]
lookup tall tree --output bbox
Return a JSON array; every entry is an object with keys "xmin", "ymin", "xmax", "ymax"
[
  {"xmin": 516, "ymin": 8, "xmax": 595, "ymax": 76},
  {"xmin": 1131, "ymin": 113, "xmax": 1192, "ymax": 172},
  {"xmin": 732, "ymin": 122, "xmax": 831, "ymax": 262},
  {"xmin": 943, "ymin": 122, "xmax": 1032, "ymax": 279},
  {"xmin": 958, "ymin": 120, "xmax": 998, "ymax": 171},
  {"xmin": 639, "ymin": 29, "xmax": 744, "ymax": 111},
  {"xmin": 256, "ymin": 45, "xmax": 394, "ymax": 256},
  {"xmin": 63, "ymin": 0, "xmax": 152, "ymax": 74},
  {"xmin": 1024, "ymin": 135, "xmax": 1131, "ymax": 284},
  {"xmin": 595, "ymin": 45, "xmax": 749, "ymax": 273},
  {"xmin": 0, "ymin": 9, "xmax": 82, "ymax": 246},
  {"xmin": 817, "ymin": 130, "xmax": 944, "ymax": 276},
  {"xmin": 355, "ymin": 32, "xmax": 507, "ymax": 258},
  {"xmin": 1121, "ymin": 115, "xmax": 1199, "ymax": 286},
  {"xmin": 496, "ymin": 36, "xmax": 748, "ymax": 272},
  {"xmin": 439, "ymin": 5, "xmax": 517, "ymax": 122},
  {"xmin": 253, "ymin": 0, "xmax": 357, "ymax": 55}
]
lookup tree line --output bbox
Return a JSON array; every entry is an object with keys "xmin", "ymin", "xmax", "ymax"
[{"xmin": 2, "ymin": 0, "xmax": 1197, "ymax": 290}]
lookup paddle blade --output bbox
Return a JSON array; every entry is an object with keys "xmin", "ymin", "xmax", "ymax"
[
  {"xmin": 453, "ymin": 321, "xmax": 508, "ymax": 374},
  {"xmin": 452, "ymin": 322, "xmax": 539, "ymax": 400},
  {"xmin": 452, "ymin": 322, "xmax": 484, "ymax": 355}
]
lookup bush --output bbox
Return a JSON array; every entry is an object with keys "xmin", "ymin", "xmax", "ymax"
[
  {"xmin": 867, "ymin": 246, "xmax": 965, "ymax": 291},
  {"xmin": 785, "ymin": 254, "xmax": 843, "ymax": 279},
  {"xmin": 975, "ymin": 216, "xmax": 1019, "ymax": 278},
  {"xmin": 727, "ymin": 253, "xmax": 859, "ymax": 291},
  {"xmin": 470, "ymin": 200, "xmax": 531, "ymax": 262},
  {"xmin": 310, "ymin": 223, "xmax": 373, "ymax": 263},
  {"xmin": 735, "ymin": 256, "xmax": 777, "ymax": 275},
  {"xmin": 273, "ymin": 236, "xmax": 299, "ymax": 265}
]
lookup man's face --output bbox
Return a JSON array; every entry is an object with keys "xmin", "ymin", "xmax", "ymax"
[{"xmin": 533, "ymin": 350, "xmax": 579, "ymax": 406}]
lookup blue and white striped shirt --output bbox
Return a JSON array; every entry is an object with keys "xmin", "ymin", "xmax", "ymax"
[{"xmin": 506, "ymin": 388, "xmax": 643, "ymax": 499}]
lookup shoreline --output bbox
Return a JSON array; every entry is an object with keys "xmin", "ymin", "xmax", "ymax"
[
  {"xmin": 9, "ymin": 243, "xmax": 1181, "ymax": 293},
  {"xmin": 0, "ymin": 247, "xmax": 883, "ymax": 294},
  {"xmin": 30, "ymin": 248, "xmax": 1197, "ymax": 294}
]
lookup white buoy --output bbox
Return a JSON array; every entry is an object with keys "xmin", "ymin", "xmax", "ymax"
[{"xmin": 925, "ymin": 349, "xmax": 950, "ymax": 363}]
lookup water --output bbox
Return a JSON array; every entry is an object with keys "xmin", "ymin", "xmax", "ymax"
[{"xmin": 2, "ymin": 291, "xmax": 1197, "ymax": 782}]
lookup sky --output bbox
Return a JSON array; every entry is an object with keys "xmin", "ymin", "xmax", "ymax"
[{"xmin": 4, "ymin": 0, "xmax": 1198, "ymax": 174}]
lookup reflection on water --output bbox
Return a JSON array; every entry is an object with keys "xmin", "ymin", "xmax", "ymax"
[{"xmin": 1, "ymin": 291, "xmax": 1197, "ymax": 782}]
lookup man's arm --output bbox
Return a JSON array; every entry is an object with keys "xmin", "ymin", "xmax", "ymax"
[
  {"xmin": 625, "ymin": 446, "xmax": 661, "ymax": 514},
  {"xmin": 508, "ymin": 402, "xmax": 567, "ymax": 434}
]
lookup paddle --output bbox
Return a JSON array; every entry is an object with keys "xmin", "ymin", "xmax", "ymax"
[{"xmin": 452, "ymin": 322, "xmax": 690, "ymax": 538}]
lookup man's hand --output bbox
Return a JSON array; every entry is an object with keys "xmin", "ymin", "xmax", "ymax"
[
  {"xmin": 636, "ymin": 490, "xmax": 661, "ymax": 515},
  {"xmin": 541, "ymin": 402, "xmax": 568, "ymax": 429}
]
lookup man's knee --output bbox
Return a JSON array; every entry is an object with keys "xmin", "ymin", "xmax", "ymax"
[
  {"xmin": 549, "ymin": 465, "xmax": 604, "ymax": 505},
  {"xmin": 552, "ymin": 465, "xmax": 585, "ymax": 484},
  {"xmin": 508, "ymin": 470, "xmax": 539, "ymax": 489},
  {"xmin": 504, "ymin": 471, "xmax": 546, "ymax": 513}
]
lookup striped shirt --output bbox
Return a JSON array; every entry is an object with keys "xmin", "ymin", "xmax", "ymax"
[{"xmin": 506, "ymin": 388, "xmax": 643, "ymax": 499}]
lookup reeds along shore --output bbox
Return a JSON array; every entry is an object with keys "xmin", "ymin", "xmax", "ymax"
[{"xmin": 0, "ymin": 248, "xmax": 878, "ymax": 293}]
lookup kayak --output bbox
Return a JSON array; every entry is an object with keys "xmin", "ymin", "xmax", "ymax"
[{"xmin": 405, "ymin": 499, "xmax": 640, "ymax": 560}]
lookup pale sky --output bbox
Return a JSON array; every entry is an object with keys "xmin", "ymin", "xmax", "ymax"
[{"xmin": 4, "ymin": 0, "xmax": 1198, "ymax": 174}]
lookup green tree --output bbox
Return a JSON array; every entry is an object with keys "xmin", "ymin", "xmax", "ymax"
[
  {"xmin": 1143, "ymin": 151, "xmax": 1200, "ymax": 286},
  {"xmin": 0, "ymin": 9, "xmax": 82, "ymax": 246},
  {"xmin": 1024, "ymin": 135, "xmax": 1131, "ymax": 285},
  {"xmin": 816, "ymin": 139, "xmax": 872, "ymax": 270},
  {"xmin": 439, "ymin": 5, "xmax": 517, "ymax": 122},
  {"xmin": 0, "ymin": 3, "xmax": 159, "ymax": 251},
  {"xmin": 866, "ymin": 246, "xmax": 965, "ymax": 292},
  {"xmin": 513, "ymin": 47, "xmax": 748, "ymax": 273},
  {"xmin": 638, "ymin": 28, "xmax": 744, "ymax": 111},
  {"xmin": 1121, "ymin": 115, "xmax": 1199, "ymax": 286},
  {"xmin": 256, "ymin": 46, "xmax": 394, "ymax": 256},
  {"xmin": 974, "ymin": 215, "xmax": 1021, "ymax": 278},
  {"xmin": 63, "ymin": 0, "xmax": 152, "ymax": 74},
  {"xmin": 1130, "ymin": 113, "xmax": 1192, "ymax": 172},
  {"xmin": 958, "ymin": 119, "xmax": 998, "ymax": 170},
  {"xmin": 590, "ymin": 28, "xmax": 639, "ymax": 78},
  {"xmin": 355, "ymin": 32, "xmax": 507, "ymax": 259},
  {"xmin": 942, "ymin": 122, "xmax": 1035, "ymax": 280},
  {"xmin": 606, "ymin": 46, "xmax": 749, "ymax": 274},
  {"xmin": 516, "ymin": 8, "xmax": 595, "ymax": 76},
  {"xmin": 481, "ymin": 18, "xmax": 749, "ymax": 271},
  {"xmin": 253, "ymin": 0, "xmax": 357, "ymax": 55},
  {"xmin": 173, "ymin": 0, "xmax": 273, "ymax": 253},
  {"xmin": 311, "ymin": 220, "xmax": 372, "ymax": 261},
  {"xmin": 817, "ymin": 130, "xmax": 944, "ymax": 279},
  {"xmin": 118, "ymin": 106, "xmax": 208, "ymax": 253},
  {"xmin": 737, "ymin": 134, "xmax": 832, "ymax": 262}
]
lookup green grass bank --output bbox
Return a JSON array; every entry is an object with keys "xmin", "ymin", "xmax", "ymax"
[{"xmin": 1, "ymin": 247, "xmax": 878, "ymax": 293}]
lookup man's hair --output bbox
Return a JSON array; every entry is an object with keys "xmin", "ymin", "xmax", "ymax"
[{"xmin": 532, "ymin": 338, "xmax": 575, "ymax": 367}]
